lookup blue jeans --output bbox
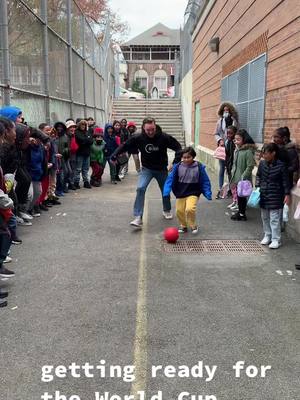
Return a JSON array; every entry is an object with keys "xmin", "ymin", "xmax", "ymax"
[
  {"xmin": 133, "ymin": 167, "xmax": 171, "ymax": 217},
  {"xmin": 261, "ymin": 209, "xmax": 281, "ymax": 241},
  {"xmin": 218, "ymin": 159, "xmax": 226, "ymax": 189},
  {"xmin": 75, "ymin": 155, "xmax": 90, "ymax": 184},
  {"xmin": 7, "ymin": 214, "xmax": 17, "ymax": 241}
]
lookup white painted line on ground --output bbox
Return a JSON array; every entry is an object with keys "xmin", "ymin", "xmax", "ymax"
[{"xmin": 131, "ymin": 200, "xmax": 148, "ymax": 396}]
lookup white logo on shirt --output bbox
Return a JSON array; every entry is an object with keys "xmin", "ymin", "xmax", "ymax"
[{"xmin": 145, "ymin": 144, "xmax": 159, "ymax": 153}]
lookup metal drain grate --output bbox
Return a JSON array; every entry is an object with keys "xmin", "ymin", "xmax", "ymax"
[{"xmin": 163, "ymin": 239, "xmax": 266, "ymax": 254}]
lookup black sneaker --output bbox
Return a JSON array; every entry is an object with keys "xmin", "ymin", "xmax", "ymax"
[
  {"xmin": 68, "ymin": 183, "xmax": 76, "ymax": 190},
  {"xmin": 178, "ymin": 227, "xmax": 188, "ymax": 233},
  {"xmin": 231, "ymin": 212, "xmax": 247, "ymax": 221},
  {"xmin": 74, "ymin": 183, "xmax": 81, "ymax": 189},
  {"xmin": 0, "ymin": 266, "xmax": 15, "ymax": 278},
  {"xmin": 39, "ymin": 203, "xmax": 49, "ymax": 211},
  {"xmin": 215, "ymin": 191, "xmax": 221, "ymax": 199},
  {"xmin": 83, "ymin": 181, "xmax": 92, "ymax": 189},
  {"xmin": 115, "ymin": 176, "xmax": 121, "ymax": 182},
  {"xmin": 0, "ymin": 291, "xmax": 8, "ymax": 299},
  {"xmin": 11, "ymin": 237, "xmax": 22, "ymax": 245},
  {"xmin": 49, "ymin": 199, "xmax": 61, "ymax": 205},
  {"xmin": 0, "ymin": 301, "xmax": 8, "ymax": 308}
]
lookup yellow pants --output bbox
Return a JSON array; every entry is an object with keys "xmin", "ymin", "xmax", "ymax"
[{"xmin": 176, "ymin": 195, "xmax": 198, "ymax": 229}]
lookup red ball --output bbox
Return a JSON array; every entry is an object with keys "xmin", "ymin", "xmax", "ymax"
[{"xmin": 164, "ymin": 227, "xmax": 179, "ymax": 243}]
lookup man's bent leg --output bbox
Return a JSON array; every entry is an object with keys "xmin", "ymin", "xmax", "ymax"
[{"xmin": 133, "ymin": 168, "xmax": 153, "ymax": 217}]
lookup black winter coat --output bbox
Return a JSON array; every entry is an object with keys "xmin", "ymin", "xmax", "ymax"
[
  {"xmin": 111, "ymin": 125, "xmax": 182, "ymax": 171},
  {"xmin": 256, "ymin": 159, "xmax": 290, "ymax": 209},
  {"xmin": 0, "ymin": 143, "xmax": 19, "ymax": 174},
  {"xmin": 75, "ymin": 129, "xmax": 93, "ymax": 157},
  {"xmin": 225, "ymin": 139, "xmax": 235, "ymax": 176}
]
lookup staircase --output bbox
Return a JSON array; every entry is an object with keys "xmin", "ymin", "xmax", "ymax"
[{"xmin": 112, "ymin": 98, "xmax": 185, "ymax": 146}]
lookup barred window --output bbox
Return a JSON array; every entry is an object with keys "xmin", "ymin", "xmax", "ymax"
[{"xmin": 221, "ymin": 54, "xmax": 266, "ymax": 143}]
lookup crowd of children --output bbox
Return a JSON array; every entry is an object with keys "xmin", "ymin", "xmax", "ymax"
[
  {"xmin": 0, "ymin": 103, "xmax": 299, "ymax": 306},
  {"xmin": 212, "ymin": 112, "xmax": 299, "ymax": 249},
  {"xmin": 0, "ymin": 105, "xmax": 140, "ymax": 307}
]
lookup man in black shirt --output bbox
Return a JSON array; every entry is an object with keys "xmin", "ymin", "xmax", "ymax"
[{"xmin": 111, "ymin": 117, "xmax": 182, "ymax": 228}]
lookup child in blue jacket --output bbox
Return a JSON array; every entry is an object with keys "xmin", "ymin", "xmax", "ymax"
[{"xmin": 163, "ymin": 146, "xmax": 212, "ymax": 234}]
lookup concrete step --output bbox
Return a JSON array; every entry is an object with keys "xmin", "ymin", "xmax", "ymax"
[{"xmin": 113, "ymin": 98, "xmax": 185, "ymax": 146}]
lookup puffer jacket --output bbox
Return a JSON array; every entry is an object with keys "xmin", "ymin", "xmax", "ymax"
[
  {"xmin": 256, "ymin": 159, "xmax": 290, "ymax": 209},
  {"xmin": 285, "ymin": 141, "xmax": 299, "ymax": 187},
  {"xmin": 230, "ymin": 144, "xmax": 256, "ymax": 184}
]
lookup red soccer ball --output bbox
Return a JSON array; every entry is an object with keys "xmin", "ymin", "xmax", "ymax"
[{"xmin": 164, "ymin": 227, "xmax": 179, "ymax": 243}]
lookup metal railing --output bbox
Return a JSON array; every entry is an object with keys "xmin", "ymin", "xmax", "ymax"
[{"xmin": 0, "ymin": 0, "xmax": 116, "ymax": 126}]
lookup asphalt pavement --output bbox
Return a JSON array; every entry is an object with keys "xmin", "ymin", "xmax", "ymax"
[{"xmin": 0, "ymin": 163, "xmax": 299, "ymax": 400}]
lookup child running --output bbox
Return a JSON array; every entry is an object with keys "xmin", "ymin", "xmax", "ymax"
[
  {"xmin": 256, "ymin": 143, "xmax": 290, "ymax": 249},
  {"xmin": 163, "ymin": 147, "xmax": 212, "ymax": 234}
]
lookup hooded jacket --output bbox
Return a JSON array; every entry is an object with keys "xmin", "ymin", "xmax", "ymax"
[
  {"xmin": 256, "ymin": 159, "xmax": 290, "ymax": 209},
  {"xmin": 104, "ymin": 124, "xmax": 118, "ymax": 156},
  {"xmin": 0, "ymin": 142, "xmax": 19, "ymax": 174},
  {"xmin": 27, "ymin": 143, "xmax": 45, "ymax": 182},
  {"xmin": 111, "ymin": 125, "xmax": 182, "ymax": 171},
  {"xmin": 230, "ymin": 144, "xmax": 256, "ymax": 184},
  {"xmin": 75, "ymin": 126, "xmax": 93, "ymax": 157},
  {"xmin": 90, "ymin": 139, "xmax": 106, "ymax": 165},
  {"xmin": 0, "ymin": 106, "xmax": 22, "ymax": 122},
  {"xmin": 15, "ymin": 123, "xmax": 31, "ymax": 167},
  {"xmin": 163, "ymin": 162, "xmax": 212, "ymax": 199},
  {"xmin": 54, "ymin": 122, "xmax": 70, "ymax": 161},
  {"xmin": 285, "ymin": 141, "xmax": 299, "ymax": 187}
]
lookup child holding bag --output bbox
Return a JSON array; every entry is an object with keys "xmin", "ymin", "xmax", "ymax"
[
  {"xmin": 230, "ymin": 129, "xmax": 256, "ymax": 221},
  {"xmin": 256, "ymin": 143, "xmax": 290, "ymax": 249},
  {"xmin": 214, "ymin": 139, "xmax": 226, "ymax": 199}
]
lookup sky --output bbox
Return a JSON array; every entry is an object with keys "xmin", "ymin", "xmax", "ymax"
[{"xmin": 109, "ymin": 0, "xmax": 188, "ymax": 40}]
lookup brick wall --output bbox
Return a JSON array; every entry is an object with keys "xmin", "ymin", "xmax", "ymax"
[{"xmin": 192, "ymin": 0, "xmax": 300, "ymax": 150}]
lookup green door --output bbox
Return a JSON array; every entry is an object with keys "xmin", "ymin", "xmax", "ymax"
[{"xmin": 194, "ymin": 101, "xmax": 200, "ymax": 146}]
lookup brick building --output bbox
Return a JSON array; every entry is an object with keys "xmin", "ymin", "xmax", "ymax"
[
  {"xmin": 189, "ymin": 0, "xmax": 300, "ymax": 240},
  {"xmin": 191, "ymin": 0, "xmax": 300, "ymax": 150},
  {"xmin": 121, "ymin": 23, "xmax": 180, "ymax": 97}
]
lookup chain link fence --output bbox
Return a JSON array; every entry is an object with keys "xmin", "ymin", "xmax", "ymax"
[{"xmin": 0, "ymin": 0, "xmax": 116, "ymax": 126}]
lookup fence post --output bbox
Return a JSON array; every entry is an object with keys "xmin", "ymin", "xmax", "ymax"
[
  {"xmin": 92, "ymin": 37, "xmax": 97, "ymax": 121},
  {"xmin": 67, "ymin": 0, "xmax": 73, "ymax": 119},
  {"xmin": 41, "ymin": 0, "xmax": 50, "ymax": 123},
  {"xmin": 0, "ymin": 0, "xmax": 11, "ymax": 105},
  {"xmin": 82, "ymin": 15, "xmax": 87, "ymax": 119}
]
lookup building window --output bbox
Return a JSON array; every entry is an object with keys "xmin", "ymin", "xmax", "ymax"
[
  {"xmin": 154, "ymin": 69, "xmax": 167, "ymax": 93},
  {"xmin": 221, "ymin": 53, "xmax": 266, "ymax": 143},
  {"xmin": 134, "ymin": 69, "xmax": 148, "ymax": 91}
]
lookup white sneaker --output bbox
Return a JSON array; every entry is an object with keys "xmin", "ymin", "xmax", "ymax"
[
  {"xmin": 130, "ymin": 216, "xmax": 143, "ymax": 228},
  {"xmin": 19, "ymin": 211, "xmax": 33, "ymax": 221},
  {"xmin": 163, "ymin": 211, "xmax": 173, "ymax": 220},
  {"xmin": 269, "ymin": 240, "xmax": 281, "ymax": 249},
  {"xmin": 16, "ymin": 216, "xmax": 24, "ymax": 224},
  {"xmin": 191, "ymin": 227, "xmax": 199, "ymax": 235},
  {"xmin": 227, "ymin": 201, "xmax": 236, "ymax": 209},
  {"xmin": 17, "ymin": 219, "xmax": 32, "ymax": 226},
  {"xmin": 4, "ymin": 256, "xmax": 12, "ymax": 263},
  {"xmin": 261, "ymin": 236, "xmax": 271, "ymax": 245},
  {"xmin": 230, "ymin": 204, "xmax": 239, "ymax": 211},
  {"xmin": 119, "ymin": 173, "xmax": 125, "ymax": 179}
]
